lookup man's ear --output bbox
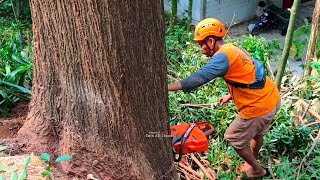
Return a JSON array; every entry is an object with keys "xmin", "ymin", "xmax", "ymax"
[{"xmin": 208, "ymin": 38, "xmax": 215, "ymax": 46}]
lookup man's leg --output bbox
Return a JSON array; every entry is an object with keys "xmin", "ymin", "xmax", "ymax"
[
  {"xmin": 242, "ymin": 134, "xmax": 264, "ymax": 171},
  {"xmin": 234, "ymin": 146, "xmax": 266, "ymax": 177},
  {"xmin": 251, "ymin": 134, "xmax": 263, "ymax": 158}
]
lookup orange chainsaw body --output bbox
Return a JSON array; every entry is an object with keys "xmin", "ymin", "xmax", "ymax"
[{"xmin": 171, "ymin": 121, "xmax": 214, "ymax": 154}]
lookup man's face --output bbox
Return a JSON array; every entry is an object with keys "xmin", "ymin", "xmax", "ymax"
[{"xmin": 197, "ymin": 38, "xmax": 215, "ymax": 57}]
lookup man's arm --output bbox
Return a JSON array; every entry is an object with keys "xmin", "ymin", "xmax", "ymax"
[{"xmin": 178, "ymin": 52, "xmax": 230, "ymax": 92}]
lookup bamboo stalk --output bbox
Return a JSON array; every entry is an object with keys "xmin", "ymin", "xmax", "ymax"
[{"xmin": 275, "ymin": 0, "xmax": 301, "ymax": 89}]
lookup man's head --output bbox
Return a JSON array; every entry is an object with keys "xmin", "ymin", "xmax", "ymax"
[{"xmin": 194, "ymin": 18, "xmax": 226, "ymax": 57}]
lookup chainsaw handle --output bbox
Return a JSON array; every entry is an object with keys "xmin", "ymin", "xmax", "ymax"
[
  {"xmin": 203, "ymin": 124, "xmax": 215, "ymax": 137},
  {"xmin": 172, "ymin": 123, "xmax": 196, "ymax": 162}
]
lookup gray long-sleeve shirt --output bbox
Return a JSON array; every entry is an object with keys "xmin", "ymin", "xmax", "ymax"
[
  {"xmin": 180, "ymin": 51, "xmax": 265, "ymax": 91},
  {"xmin": 180, "ymin": 52, "xmax": 229, "ymax": 91}
]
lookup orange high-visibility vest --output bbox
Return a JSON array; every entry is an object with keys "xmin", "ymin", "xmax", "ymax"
[{"xmin": 218, "ymin": 44, "xmax": 280, "ymax": 119}]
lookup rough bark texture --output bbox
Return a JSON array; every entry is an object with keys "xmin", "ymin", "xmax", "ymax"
[
  {"xmin": 275, "ymin": 0, "xmax": 301, "ymax": 90},
  {"xmin": 304, "ymin": 0, "xmax": 320, "ymax": 77},
  {"xmin": 17, "ymin": 0, "xmax": 177, "ymax": 179}
]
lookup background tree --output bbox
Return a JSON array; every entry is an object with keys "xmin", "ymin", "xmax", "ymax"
[
  {"xmin": 303, "ymin": 0, "xmax": 320, "ymax": 77},
  {"xmin": 169, "ymin": 0, "xmax": 178, "ymax": 33},
  {"xmin": 187, "ymin": 0, "xmax": 193, "ymax": 33},
  {"xmin": 275, "ymin": 0, "xmax": 301, "ymax": 89},
  {"xmin": 17, "ymin": 0, "xmax": 176, "ymax": 179},
  {"xmin": 0, "ymin": 0, "xmax": 31, "ymax": 20}
]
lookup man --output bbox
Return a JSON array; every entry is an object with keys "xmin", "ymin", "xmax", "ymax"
[{"xmin": 168, "ymin": 18, "xmax": 281, "ymax": 178}]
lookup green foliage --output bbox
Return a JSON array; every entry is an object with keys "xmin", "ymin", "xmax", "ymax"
[
  {"xmin": 0, "ymin": 16, "xmax": 32, "ymax": 115},
  {"xmin": 10, "ymin": 172, "xmax": 17, "ymax": 180},
  {"xmin": 0, "ymin": 0, "xmax": 31, "ymax": 21},
  {"xmin": 230, "ymin": 34, "xmax": 272, "ymax": 65},
  {"xmin": 55, "ymin": 155, "xmax": 73, "ymax": 163},
  {"xmin": 41, "ymin": 170, "xmax": 53, "ymax": 179},
  {"xmin": 0, "ymin": 166, "xmax": 14, "ymax": 173},
  {"xmin": 39, "ymin": 153, "xmax": 73, "ymax": 179},
  {"xmin": 17, "ymin": 156, "xmax": 30, "ymax": 180},
  {"xmin": 265, "ymin": 124, "xmax": 312, "ymax": 156},
  {"xmin": 309, "ymin": 61, "xmax": 320, "ymax": 82},
  {"xmin": 291, "ymin": 19, "xmax": 320, "ymax": 59},
  {"xmin": 40, "ymin": 153, "xmax": 51, "ymax": 163},
  {"xmin": 0, "ymin": 146, "xmax": 7, "ymax": 152}
]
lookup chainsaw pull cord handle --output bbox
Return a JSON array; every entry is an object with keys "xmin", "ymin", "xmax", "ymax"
[{"xmin": 172, "ymin": 123, "xmax": 196, "ymax": 162}]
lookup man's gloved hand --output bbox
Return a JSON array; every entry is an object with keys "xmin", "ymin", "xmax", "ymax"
[{"xmin": 219, "ymin": 94, "xmax": 232, "ymax": 106}]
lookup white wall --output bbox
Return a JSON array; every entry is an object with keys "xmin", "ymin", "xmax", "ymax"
[
  {"xmin": 164, "ymin": 0, "xmax": 203, "ymax": 25},
  {"xmin": 164, "ymin": 0, "xmax": 284, "ymax": 26},
  {"xmin": 205, "ymin": 0, "xmax": 260, "ymax": 25}
]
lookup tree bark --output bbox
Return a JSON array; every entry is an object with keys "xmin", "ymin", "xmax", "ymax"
[
  {"xmin": 275, "ymin": 0, "xmax": 301, "ymax": 90},
  {"xmin": 18, "ymin": 0, "xmax": 177, "ymax": 179},
  {"xmin": 304, "ymin": 0, "xmax": 320, "ymax": 77}
]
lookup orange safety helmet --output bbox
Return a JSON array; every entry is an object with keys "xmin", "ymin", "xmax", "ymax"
[{"xmin": 194, "ymin": 18, "xmax": 227, "ymax": 41}]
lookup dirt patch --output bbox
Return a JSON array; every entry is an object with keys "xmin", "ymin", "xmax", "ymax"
[
  {"xmin": 0, "ymin": 121, "xmax": 23, "ymax": 139},
  {"xmin": 0, "ymin": 153, "xmax": 74, "ymax": 180},
  {"xmin": 0, "ymin": 154, "xmax": 45, "ymax": 179},
  {"xmin": 0, "ymin": 102, "xmax": 29, "ymax": 120},
  {"xmin": 0, "ymin": 103, "xmax": 29, "ymax": 139}
]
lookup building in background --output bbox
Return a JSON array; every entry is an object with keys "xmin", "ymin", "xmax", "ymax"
[{"xmin": 164, "ymin": 0, "xmax": 312, "ymax": 26}]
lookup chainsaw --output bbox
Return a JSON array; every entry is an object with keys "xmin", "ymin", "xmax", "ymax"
[{"xmin": 171, "ymin": 121, "xmax": 215, "ymax": 162}]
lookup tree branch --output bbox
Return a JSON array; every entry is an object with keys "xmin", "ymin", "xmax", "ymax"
[
  {"xmin": 268, "ymin": 157, "xmax": 276, "ymax": 180},
  {"xmin": 296, "ymin": 130, "xmax": 320, "ymax": 179},
  {"xmin": 305, "ymin": 121, "xmax": 320, "ymax": 127},
  {"xmin": 301, "ymin": 100, "xmax": 320, "ymax": 121},
  {"xmin": 190, "ymin": 153, "xmax": 215, "ymax": 180}
]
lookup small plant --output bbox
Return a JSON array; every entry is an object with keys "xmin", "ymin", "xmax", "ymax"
[
  {"xmin": 0, "ymin": 156, "xmax": 30, "ymax": 180},
  {"xmin": 40, "ymin": 153, "xmax": 73, "ymax": 179},
  {"xmin": 0, "ymin": 146, "xmax": 7, "ymax": 152}
]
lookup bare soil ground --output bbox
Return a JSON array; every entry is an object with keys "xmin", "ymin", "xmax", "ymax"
[
  {"xmin": 0, "ymin": 103, "xmax": 28, "ymax": 139},
  {"xmin": 0, "ymin": 103, "xmax": 76, "ymax": 180}
]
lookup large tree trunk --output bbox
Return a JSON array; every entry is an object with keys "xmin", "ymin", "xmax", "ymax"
[
  {"xmin": 18, "ymin": 0, "xmax": 177, "ymax": 179},
  {"xmin": 275, "ymin": 0, "xmax": 301, "ymax": 90},
  {"xmin": 304, "ymin": 0, "xmax": 320, "ymax": 77}
]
